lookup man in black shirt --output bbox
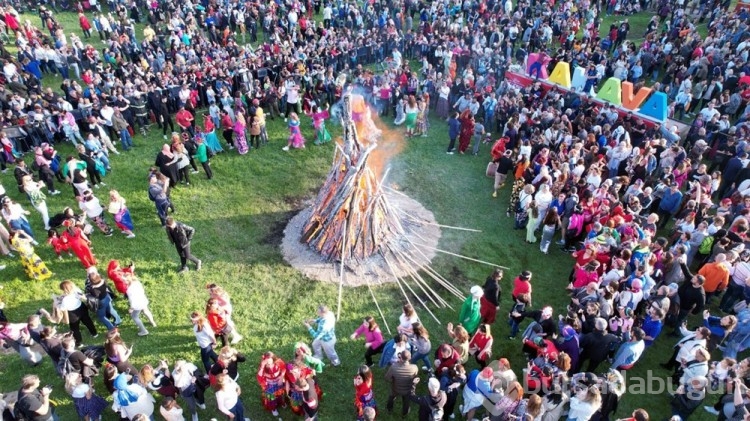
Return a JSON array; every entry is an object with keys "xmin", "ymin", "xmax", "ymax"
[
  {"xmin": 61, "ymin": 337, "xmax": 96, "ymax": 383},
  {"xmin": 16, "ymin": 374, "xmax": 55, "ymax": 421},
  {"xmin": 165, "ymin": 217, "xmax": 201, "ymax": 273}
]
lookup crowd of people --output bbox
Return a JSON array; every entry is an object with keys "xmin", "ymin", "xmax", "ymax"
[{"xmin": 0, "ymin": 0, "xmax": 748, "ymax": 416}]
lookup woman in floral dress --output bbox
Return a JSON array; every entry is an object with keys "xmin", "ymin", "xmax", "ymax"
[
  {"xmin": 234, "ymin": 109, "xmax": 249, "ymax": 155},
  {"xmin": 256, "ymin": 351, "xmax": 286, "ymax": 417},
  {"xmin": 9, "ymin": 229, "xmax": 52, "ymax": 280}
]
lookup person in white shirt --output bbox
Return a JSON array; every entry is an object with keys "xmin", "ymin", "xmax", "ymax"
[
  {"xmin": 58, "ymin": 280, "xmax": 98, "ymax": 345},
  {"xmin": 159, "ymin": 396, "xmax": 185, "ymax": 421},
  {"xmin": 191, "ymin": 312, "xmax": 218, "ymax": 372},
  {"xmin": 170, "ymin": 360, "xmax": 209, "ymax": 421},
  {"xmin": 568, "ymin": 385, "xmax": 602, "ymax": 421},
  {"xmin": 284, "ymin": 79, "xmax": 300, "ymax": 120},
  {"xmin": 215, "ymin": 373, "xmax": 249, "ymax": 421},
  {"xmin": 124, "ymin": 276, "xmax": 156, "ymax": 336}
]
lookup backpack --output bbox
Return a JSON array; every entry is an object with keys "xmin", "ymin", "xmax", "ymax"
[
  {"xmin": 57, "ymin": 350, "xmax": 75, "ymax": 378},
  {"xmin": 13, "ymin": 393, "xmax": 30, "ymax": 421},
  {"xmin": 698, "ymin": 235, "xmax": 714, "ymax": 255}
]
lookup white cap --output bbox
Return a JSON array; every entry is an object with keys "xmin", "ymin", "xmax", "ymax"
[{"xmin": 470, "ymin": 285, "xmax": 483, "ymax": 298}]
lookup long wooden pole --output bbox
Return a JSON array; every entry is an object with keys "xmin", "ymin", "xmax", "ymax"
[
  {"xmin": 336, "ymin": 217, "xmax": 349, "ymax": 321},
  {"xmin": 410, "ymin": 240, "xmax": 510, "ymax": 269}
]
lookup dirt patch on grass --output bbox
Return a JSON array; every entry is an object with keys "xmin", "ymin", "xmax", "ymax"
[{"xmin": 281, "ymin": 191, "xmax": 441, "ymax": 286}]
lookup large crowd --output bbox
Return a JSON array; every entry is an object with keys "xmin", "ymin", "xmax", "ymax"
[{"xmin": 0, "ymin": 0, "xmax": 748, "ymax": 418}]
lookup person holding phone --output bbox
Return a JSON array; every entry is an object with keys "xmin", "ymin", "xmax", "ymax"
[{"xmin": 16, "ymin": 374, "xmax": 58, "ymax": 421}]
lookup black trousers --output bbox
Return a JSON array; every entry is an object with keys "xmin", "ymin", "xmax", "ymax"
[
  {"xmin": 364, "ymin": 342, "xmax": 385, "ymax": 366},
  {"xmin": 201, "ymin": 161, "xmax": 213, "ymax": 180},
  {"xmin": 177, "ymin": 244, "xmax": 200, "ymax": 268},
  {"xmin": 386, "ymin": 392, "xmax": 411, "ymax": 417},
  {"xmin": 223, "ymin": 129, "xmax": 234, "ymax": 146},
  {"xmin": 68, "ymin": 306, "xmax": 97, "ymax": 345}
]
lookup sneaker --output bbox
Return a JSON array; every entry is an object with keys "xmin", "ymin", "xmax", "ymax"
[
  {"xmin": 556, "ymin": 240, "xmax": 566, "ymax": 245},
  {"xmin": 196, "ymin": 260, "xmax": 202, "ymax": 271},
  {"xmin": 104, "ymin": 232, "xmax": 113, "ymax": 237},
  {"xmin": 704, "ymin": 406, "xmax": 720, "ymax": 415},
  {"xmin": 492, "ymin": 191, "xmax": 497, "ymax": 197},
  {"xmin": 421, "ymin": 366, "xmax": 429, "ymax": 372},
  {"xmin": 0, "ymin": 265, "xmax": 5, "ymax": 271},
  {"xmin": 282, "ymin": 146, "xmax": 290, "ymax": 151},
  {"xmin": 126, "ymin": 233, "xmax": 136, "ymax": 239},
  {"xmin": 228, "ymin": 145, "xmax": 235, "ymax": 150},
  {"xmin": 191, "ymin": 170, "xmax": 199, "ymax": 174},
  {"xmin": 100, "ymin": 182, "xmax": 106, "ymax": 186},
  {"xmin": 177, "ymin": 266, "xmax": 189, "ymax": 274},
  {"xmin": 272, "ymin": 410, "xmax": 279, "ymax": 416},
  {"xmin": 137, "ymin": 330, "xmax": 149, "ymax": 336},
  {"xmin": 197, "ymin": 403, "xmax": 206, "ymax": 410},
  {"xmin": 508, "ymin": 336, "xmax": 515, "ymax": 340},
  {"xmin": 163, "ymin": 135, "xmax": 168, "ymax": 140},
  {"xmin": 447, "ymin": 151, "xmax": 454, "ymax": 155},
  {"xmin": 91, "ymin": 334, "xmax": 99, "ymax": 339}
]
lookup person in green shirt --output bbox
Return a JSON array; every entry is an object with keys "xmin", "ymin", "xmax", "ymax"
[
  {"xmin": 192, "ymin": 137, "xmax": 213, "ymax": 180},
  {"xmin": 459, "ymin": 286, "xmax": 483, "ymax": 335}
]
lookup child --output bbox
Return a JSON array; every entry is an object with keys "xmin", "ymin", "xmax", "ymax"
[
  {"xmin": 394, "ymin": 98, "xmax": 406, "ymax": 126},
  {"xmin": 192, "ymin": 137, "xmax": 213, "ymax": 180},
  {"xmin": 282, "ymin": 112, "xmax": 306, "ymax": 151},
  {"xmin": 708, "ymin": 357, "xmax": 735, "ymax": 390},
  {"xmin": 307, "ymin": 105, "xmax": 332, "ymax": 145},
  {"xmin": 508, "ymin": 293, "xmax": 531, "ymax": 340},
  {"xmin": 248, "ymin": 114, "xmax": 261, "ymax": 150},
  {"xmin": 47, "ymin": 229, "xmax": 70, "ymax": 260}
]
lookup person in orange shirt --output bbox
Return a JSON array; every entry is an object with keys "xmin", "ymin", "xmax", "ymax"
[{"xmin": 698, "ymin": 253, "xmax": 732, "ymax": 303}]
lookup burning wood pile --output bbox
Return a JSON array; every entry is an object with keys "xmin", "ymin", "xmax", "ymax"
[{"xmin": 301, "ymin": 94, "xmax": 399, "ymax": 262}]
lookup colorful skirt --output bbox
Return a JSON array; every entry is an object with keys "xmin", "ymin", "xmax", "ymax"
[
  {"xmin": 114, "ymin": 209, "xmax": 134, "ymax": 232},
  {"xmin": 289, "ymin": 131, "xmax": 306, "ymax": 149},
  {"xmin": 20, "ymin": 251, "xmax": 52, "ymax": 281},
  {"xmin": 355, "ymin": 396, "xmax": 377, "ymax": 421},
  {"xmin": 288, "ymin": 389, "xmax": 305, "ymax": 416},
  {"xmin": 235, "ymin": 126, "xmax": 249, "ymax": 155},
  {"xmin": 416, "ymin": 115, "xmax": 428, "ymax": 134},
  {"xmin": 314, "ymin": 123, "xmax": 331, "ymax": 145},
  {"xmin": 262, "ymin": 380, "xmax": 285, "ymax": 411},
  {"xmin": 204, "ymin": 130, "xmax": 224, "ymax": 154}
]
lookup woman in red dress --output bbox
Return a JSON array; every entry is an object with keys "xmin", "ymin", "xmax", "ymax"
[
  {"xmin": 457, "ymin": 109, "xmax": 474, "ymax": 154},
  {"xmin": 353, "ymin": 365, "xmax": 376, "ymax": 421},
  {"xmin": 468, "ymin": 324, "xmax": 493, "ymax": 368},
  {"xmin": 62, "ymin": 220, "xmax": 96, "ymax": 268},
  {"xmin": 285, "ymin": 360, "xmax": 315, "ymax": 416},
  {"xmin": 256, "ymin": 352, "xmax": 286, "ymax": 417}
]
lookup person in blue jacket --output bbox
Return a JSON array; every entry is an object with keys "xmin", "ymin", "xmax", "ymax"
[
  {"xmin": 657, "ymin": 181, "xmax": 683, "ymax": 229},
  {"xmin": 446, "ymin": 112, "xmax": 460, "ymax": 154}
]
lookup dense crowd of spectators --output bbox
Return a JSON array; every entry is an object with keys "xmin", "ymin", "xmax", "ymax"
[{"xmin": 1, "ymin": 0, "xmax": 750, "ymax": 418}]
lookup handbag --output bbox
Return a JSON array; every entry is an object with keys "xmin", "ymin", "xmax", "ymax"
[{"xmin": 486, "ymin": 161, "xmax": 498, "ymax": 177}]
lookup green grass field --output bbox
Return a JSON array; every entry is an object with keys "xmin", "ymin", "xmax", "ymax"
[{"xmin": 0, "ymin": 7, "xmax": 728, "ymax": 421}]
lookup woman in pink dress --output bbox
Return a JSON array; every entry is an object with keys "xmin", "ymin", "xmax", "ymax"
[
  {"xmin": 233, "ymin": 110, "xmax": 249, "ymax": 155},
  {"xmin": 282, "ymin": 113, "xmax": 306, "ymax": 151},
  {"xmin": 306, "ymin": 105, "xmax": 331, "ymax": 145}
]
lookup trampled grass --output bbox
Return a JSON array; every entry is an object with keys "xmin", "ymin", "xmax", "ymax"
[{"xmin": 0, "ymin": 7, "xmax": 727, "ymax": 421}]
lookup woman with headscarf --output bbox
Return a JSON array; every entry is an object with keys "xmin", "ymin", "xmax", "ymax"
[
  {"xmin": 155, "ymin": 143, "xmax": 179, "ymax": 187},
  {"xmin": 111, "ymin": 373, "xmax": 156, "ymax": 420},
  {"xmin": 457, "ymin": 109, "xmax": 474, "ymax": 154},
  {"xmin": 107, "ymin": 190, "xmax": 135, "ymax": 238}
]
